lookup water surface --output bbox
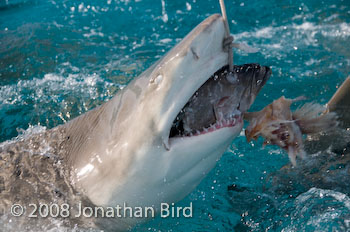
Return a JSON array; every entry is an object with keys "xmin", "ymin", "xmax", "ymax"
[{"xmin": 1, "ymin": 0, "xmax": 350, "ymax": 231}]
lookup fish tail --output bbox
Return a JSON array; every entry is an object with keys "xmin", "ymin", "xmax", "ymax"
[{"xmin": 287, "ymin": 146, "xmax": 306, "ymax": 166}]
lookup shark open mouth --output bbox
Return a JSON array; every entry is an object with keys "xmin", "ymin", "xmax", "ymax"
[{"xmin": 169, "ymin": 64, "xmax": 271, "ymax": 138}]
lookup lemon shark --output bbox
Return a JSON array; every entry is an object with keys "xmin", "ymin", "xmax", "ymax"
[{"xmin": 0, "ymin": 14, "xmax": 270, "ymax": 231}]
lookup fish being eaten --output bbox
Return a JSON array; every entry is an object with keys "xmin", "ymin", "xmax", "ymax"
[{"xmin": 244, "ymin": 96, "xmax": 338, "ymax": 166}]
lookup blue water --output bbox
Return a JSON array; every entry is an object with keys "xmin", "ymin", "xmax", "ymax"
[{"xmin": 1, "ymin": 0, "xmax": 350, "ymax": 231}]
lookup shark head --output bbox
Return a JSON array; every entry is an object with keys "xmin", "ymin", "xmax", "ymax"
[{"xmin": 64, "ymin": 14, "xmax": 270, "ymax": 229}]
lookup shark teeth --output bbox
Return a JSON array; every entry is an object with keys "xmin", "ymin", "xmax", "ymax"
[{"xmin": 185, "ymin": 113, "xmax": 242, "ymax": 137}]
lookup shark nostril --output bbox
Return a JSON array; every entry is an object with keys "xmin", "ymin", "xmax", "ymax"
[
  {"xmin": 149, "ymin": 73, "xmax": 163, "ymax": 85},
  {"xmin": 155, "ymin": 75, "xmax": 163, "ymax": 84}
]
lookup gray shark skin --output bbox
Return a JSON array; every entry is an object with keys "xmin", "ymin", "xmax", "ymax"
[{"xmin": 0, "ymin": 14, "xmax": 270, "ymax": 231}]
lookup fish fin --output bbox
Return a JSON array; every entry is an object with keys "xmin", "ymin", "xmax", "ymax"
[
  {"xmin": 287, "ymin": 145, "xmax": 307, "ymax": 166},
  {"xmin": 291, "ymin": 96, "xmax": 306, "ymax": 102},
  {"xmin": 232, "ymin": 42, "xmax": 259, "ymax": 53},
  {"xmin": 288, "ymin": 146, "xmax": 297, "ymax": 166},
  {"xmin": 298, "ymin": 148, "xmax": 306, "ymax": 160},
  {"xmin": 293, "ymin": 102, "xmax": 338, "ymax": 134},
  {"xmin": 245, "ymin": 129, "xmax": 252, "ymax": 142}
]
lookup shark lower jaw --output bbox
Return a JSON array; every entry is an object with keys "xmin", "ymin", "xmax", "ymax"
[
  {"xmin": 173, "ymin": 113, "xmax": 243, "ymax": 138},
  {"xmin": 168, "ymin": 117, "xmax": 243, "ymax": 148}
]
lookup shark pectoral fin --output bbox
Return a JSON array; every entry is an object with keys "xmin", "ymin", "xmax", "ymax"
[{"xmin": 327, "ymin": 77, "xmax": 350, "ymax": 129}]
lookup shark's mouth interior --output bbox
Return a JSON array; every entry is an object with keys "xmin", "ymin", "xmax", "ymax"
[{"xmin": 169, "ymin": 64, "xmax": 271, "ymax": 138}]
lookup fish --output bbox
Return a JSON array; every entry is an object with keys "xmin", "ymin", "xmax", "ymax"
[{"xmin": 244, "ymin": 96, "xmax": 338, "ymax": 166}]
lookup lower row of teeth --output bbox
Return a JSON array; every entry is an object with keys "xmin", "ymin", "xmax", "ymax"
[{"xmin": 185, "ymin": 115, "xmax": 240, "ymax": 137}]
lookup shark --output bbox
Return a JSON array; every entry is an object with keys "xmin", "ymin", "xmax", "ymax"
[{"xmin": 0, "ymin": 14, "xmax": 270, "ymax": 231}]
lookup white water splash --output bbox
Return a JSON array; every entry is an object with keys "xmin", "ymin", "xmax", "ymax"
[
  {"xmin": 0, "ymin": 125, "xmax": 47, "ymax": 148},
  {"xmin": 160, "ymin": 0, "xmax": 168, "ymax": 23}
]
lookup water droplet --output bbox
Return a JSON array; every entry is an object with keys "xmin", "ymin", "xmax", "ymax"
[{"xmin": 226, "ymin": 73, "xmax": 238, "ymax": 84}]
